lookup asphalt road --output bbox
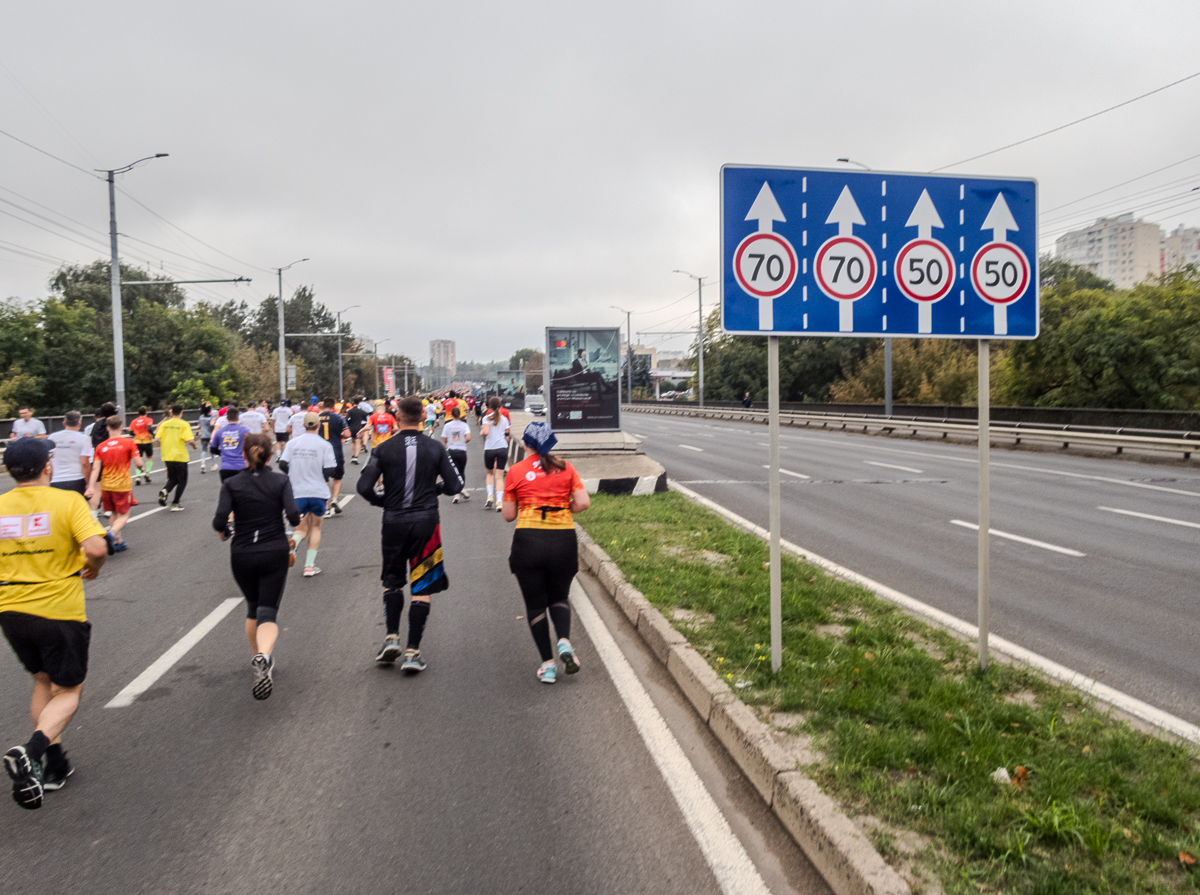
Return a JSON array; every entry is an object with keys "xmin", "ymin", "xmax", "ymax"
[
  {"xmin": 627, "ymin": 410, "xmax": 1200, "ymax": 726},
  {"xmin": 0, "ymin": 434, "xmax": 829, "ymax": 895}
]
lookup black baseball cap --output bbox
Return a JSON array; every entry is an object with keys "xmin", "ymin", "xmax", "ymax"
[{"xmin": 4, "ymin": 438, "xmax": 52, "ymax": 477}]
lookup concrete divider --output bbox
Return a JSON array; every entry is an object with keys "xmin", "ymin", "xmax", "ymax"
[{"xmin": 578, "ymin": 525, "xmax": 911, "ymax": 895}]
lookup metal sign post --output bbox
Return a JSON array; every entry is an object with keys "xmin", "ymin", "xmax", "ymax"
[
  {"xmin": 768, "ymin": 336, "xmax": 782, "ymax": 672},
  {"xmin": 977, "ymin": 339, "xmax": 990, "ymax": 669}
]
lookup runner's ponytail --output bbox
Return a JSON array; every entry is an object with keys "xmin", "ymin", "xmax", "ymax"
[
  {"xmin": 243, "ymin": 433, "xmax": 274, "ymax": 471},
  {"xmin": 487, "ymin": 396, "xmax": 502, "ymax": 425}
]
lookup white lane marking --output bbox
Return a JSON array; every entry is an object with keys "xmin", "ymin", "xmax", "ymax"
[
  {"xmin": 756, "ymin": 443, "xmax": 787, "ymax": 449},
  {"xmin": 128, "ymin": 506, "xmax": 167, "ymax": 522},
  {"xmin": 669, "ymin": 482, "xmax": 1200, "ymax": 745},
  {"xmin": 761, "ymin": 465, "xmax": 810, "ymax": 479},
  {"xmin": 864, "ymin": 460, "xmax": 924, "ymax": 474},
  {"xmin": 571, "ymin": 581, "xmax": 772, "ymax": 895},
  {"xmin": 679, "ymin": 444, "xmax": 705, "ymax": 452},
  {"xmin": 949, "ymin": 520, "xmax": 1086, "ymax": 556},
  {"xmin": 106, "ymin": 598, "xmax": 243, "ymax": 708},
  {"xmin": 1098, "ymin": 505, "xmax": 1200, "ymax": 529},
  {"xmin": 634, "ymin": 433, "xmax": 650, "ymax": 439},
  {"xmin": 338, "ymin": 494, "xmax": 355, "ymax": 508}
]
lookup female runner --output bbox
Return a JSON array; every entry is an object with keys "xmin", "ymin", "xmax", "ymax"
[
  {"xmin": 480, "ymin": 397, "xmax": 510, "ymax": 510},
  {"xmin": 502, "ymin": 422, "xmax": 589, "ymax": 683},
  {"xmin": 441, "ymin": 406, "xmax": 472, "ymax": 503},
  {"xmin": 212, "ymin": 433, "xmax": 301, "ymax": 700}
]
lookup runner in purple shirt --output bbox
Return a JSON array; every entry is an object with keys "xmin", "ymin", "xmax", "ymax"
[{"xmin": 214, "ymin": 408, "xmax": 250, "ymax": 483}]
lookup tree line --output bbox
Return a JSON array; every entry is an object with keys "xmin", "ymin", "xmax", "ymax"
[{"xmin": 689, "ymin": 258, "xmax": 1200, "ymax": 410}]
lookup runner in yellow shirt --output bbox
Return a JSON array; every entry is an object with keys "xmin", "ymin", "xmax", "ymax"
[
  {"xmin": 0, "ymin": 438, "xmax": 108, "ymax": 808},
  {"xmin": 154, "ymin": 404, "xmax": 197, "ymax": 511}
]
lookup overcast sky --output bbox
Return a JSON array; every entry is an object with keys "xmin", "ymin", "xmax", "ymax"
[{"xmin": 3, "ymin": 1, "xmax": 1199, "ymax": 365}]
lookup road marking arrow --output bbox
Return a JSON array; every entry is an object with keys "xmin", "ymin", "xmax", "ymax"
[
  {"xmin": 825, "ymin": 185, "xmax": 865, "ymax": 236},
  {"xmin": 981, "ymin": 193, "xmax": 1019, "ymax": 243},
  {"xmin": 904, "ymin": 188, "xmax": 944, "ymax": 240},
  {"xmin": 744, "ymin": 182, "xmax": 786, "ymax": 233}
]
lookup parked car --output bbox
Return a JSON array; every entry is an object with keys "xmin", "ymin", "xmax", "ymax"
[{"xmin": 526, "ymin": 394, "xmax": 546, "ymax": 415}]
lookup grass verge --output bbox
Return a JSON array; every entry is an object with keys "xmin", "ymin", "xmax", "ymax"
[{"xmin": 579, "ymin": 491, "xmax": 1200, "ymax": 894}]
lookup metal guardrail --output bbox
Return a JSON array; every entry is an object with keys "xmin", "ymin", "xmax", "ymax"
[{"xmin": 624, "ymin": 404, "xmax": 1200, "ymax": 460}]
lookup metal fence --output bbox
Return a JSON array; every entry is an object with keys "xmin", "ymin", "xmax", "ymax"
[{"xmin": 0, "ymin": 408, "xmax": 204, "ymax": 441}]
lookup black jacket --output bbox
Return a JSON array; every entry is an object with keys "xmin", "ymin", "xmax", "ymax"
[
  {"xmin": 213, "ymin": 467, "xmax": 301, "ymax": 552},
  {"xmin": 357, "ymin": 429, "xmax": 463, "ymax": 521}
]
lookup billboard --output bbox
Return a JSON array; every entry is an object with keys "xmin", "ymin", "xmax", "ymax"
[
  {"xmin": 546, "ymin": 327, "xmax": 621, "ymax": 432},
  {"xmin": 382, "ymin": 366, "xmax": 395, "ymax": 397},
  {"xmin": 495, "ymin": 370, "xmax": 526, "ymax": 410}
]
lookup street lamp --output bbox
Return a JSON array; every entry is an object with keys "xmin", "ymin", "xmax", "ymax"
[
  {"xmin": 373, "ymin": 338, "xmax": 390, "ymax": 400},
  {"xmin": 610, "ymin": 305, "xmax": 633, "ymax": 403},
  {"xmin": 335, "ymin": 304, "xmax": 360, "ymax": 402},
  {"xmin": 672, "ymin": 270, "xmax": 707, "ymax": 408},
  {"xmin": 98, "ymin": 153, "xmax": 168, "ymax": 417},
  {"xmin": 276, "ymin": 258, "xmax": 309, "ymax": 402},
  {"xmin": 836, "ymin": 158, "xmax": 872, "ymax": 170}
]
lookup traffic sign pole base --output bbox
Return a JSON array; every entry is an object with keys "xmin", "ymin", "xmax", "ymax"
[{"xmin": 839, "ymin": 301, "xmax": 854, "ymax": 332}]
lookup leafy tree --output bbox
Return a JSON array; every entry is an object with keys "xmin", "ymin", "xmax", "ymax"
[
  {"xmin": 1038, "ymin": 254, "xmax": 1114, "ymax": 292},
  {"xmin": 830, "ymin": 339, "xmax": 992, "ymax": 405},
  {"xmin": 507, "ymin": 348, "xmax": 540, "ymax": 371}
]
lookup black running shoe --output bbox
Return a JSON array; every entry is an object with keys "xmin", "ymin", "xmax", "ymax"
[
  {"xmin": 42, "ymin": 755, "xmax": 73, "ymax": 792},
  {"xmin": 251, "ymin": 653, "xmax": 274, "ymax": 700},
  {"xmin": 4, "ymin": 746, "xmax": 43, "ymax": 810},
  {"xmin": 157, "ymin": 487, "xmax": 168, "ymax": 507},
  {"xmin": 375, "ymin": 635, "xmax": 402, "ymax": 665}
]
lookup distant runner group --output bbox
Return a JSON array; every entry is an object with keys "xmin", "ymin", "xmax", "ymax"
[{"xmin": 0, "ymin": 388, "xmax": 588, "ymax": 810}]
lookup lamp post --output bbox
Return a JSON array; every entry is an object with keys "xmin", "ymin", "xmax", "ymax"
[
  {"xmin": 373, "ymin": 338, "xmax": 390, "ymax": 399},
  {"xmin": 672, "ymin": 270, "xmax": 707, "ymax": 408},
  {"xmin": 610, "ymin": 305, "xmax": 633, "ymax": 403},
  {"xmin": 99, "ymin": 153, "xmax": 168, "ymax": 418},
  {"xmin": 276, "ymin": 258, "xmax": 309, "ymax": 403},
  {"xmin": 335, "ymin": 304, "xmax": 360, "ymax": 402}
]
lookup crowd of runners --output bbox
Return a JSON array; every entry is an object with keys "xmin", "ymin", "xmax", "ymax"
[{"xmin": 0, "ymin": 387, "xmax": 587, "ymax": 809}]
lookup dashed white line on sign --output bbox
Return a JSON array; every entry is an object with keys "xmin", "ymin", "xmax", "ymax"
[
  {"xmin": 1097, "ymin": 506, "xmax": 1200, "ymax": 529},
  {"xmin": 761, "ymin": 465, "xmax": 810, "ymax": 479},
  {"xmin": 864, "ymin": 460, "xmax": 924, "ymax": 474},
  {"xmin": 679, "ymin": 444, "xmax": 705, "ymax": 452},
  {"xmin": 949, "ymin": 520, "xmax": 1086, "ymax": 557}
]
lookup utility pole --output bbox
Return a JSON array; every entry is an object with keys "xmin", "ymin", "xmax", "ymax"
[
  {"xmin": 610, "ymin": 306, "xmax": 634, "ymax": 402},
  {"xmin": 100, "ymin": 153, "xmax": 168, "ymax": 418},
  {"xmin": 673, "ymin": 270, "xmax": 707, "ymax": 407},
  {"xmin": 335, "ymin": 304, "xmax": 360, "ymax": 403},
  {"xmin": 276, "ymin": 259, "xmax": 309, "ymax": 403}
]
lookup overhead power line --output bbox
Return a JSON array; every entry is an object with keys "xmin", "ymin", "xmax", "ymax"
[
  {"xmin": 933, "ymin": 70, "xmax": 1200, "ymax": 172},
  {"xmin": 0, "ymin": 127, "xmax": 97, "ymax": 178}
]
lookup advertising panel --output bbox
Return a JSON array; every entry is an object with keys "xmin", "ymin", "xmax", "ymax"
[
  {"xmin": 545, "ymin": 327, "xmax": 621, "ymax": 432},
  {"xmin": 495, "ymin": 370, "xmax": 526, "ymax": 410},
  {"xmin": 382, "ymin": 366, "xmax": 395, "ymax": 397}
]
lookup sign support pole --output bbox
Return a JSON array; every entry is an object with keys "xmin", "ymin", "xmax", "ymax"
[
  {"xmin": 768, "ymin": 335, "xmax": 782, "ymax": 672},
  {"xmin": 977, "ymin": 338, "xmax": 990, "ymax": 671}
]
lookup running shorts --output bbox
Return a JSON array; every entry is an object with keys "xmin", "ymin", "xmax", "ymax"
[
  {"xmin": 0, "ymin": 611, "xmax": 91, "ymax": 688},
  {"xmin": 348, "ymin": 423, "xmax": 363, "ymax": 437},
  {"xmin": 230, "ymin": 548, "xmax": 289, "ymax": 625},
  {"xmin": 137, "ymin": 442, "xmax": 154, "ymax": 458},
  {"xmin": 331, "ymin": 460, "xmax": 345, "ymax": 481},
  {"xmin": 219, "ymin": 469, "xmax": 242, "ymax": 482},
  {"xmin": 484, "ymin": 448, "xmax": 508, "ymax": 470},
  {"xmin": 275, "ymin": 430, "xmax": 290, "ymax": 443},
  {"xmin": 51, "ymin": 479, "xmax": 87, "ymax": 496},
  {"xmin": 296, "ymin": 497, "xmax": 328, "ymax": 517},
  {"xmin": 101, "ymin": 490, "xmax": 133, "ymax": 514},
  {"xmin": 380, "ymin": 513, "xmax": 439, "ymax": 590}
]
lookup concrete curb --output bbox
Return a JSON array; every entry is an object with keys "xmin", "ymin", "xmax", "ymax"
[{"xmin": 575, "ymin": 526, "xmax": 910, "ymax": 895}]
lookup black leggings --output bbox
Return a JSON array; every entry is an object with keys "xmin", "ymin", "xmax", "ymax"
[
  {"xmin": 449, "ymin": 450, "xmax": 467, "ymax": 479},
  {"xmin": 509, "ymin": 528, "xmax": 578, "ymax": 661},
  {"xmin": 164, "ymin": 461, "xmax": 189, "ymax": 504},
  {"xmin": 230, "ymin": 547, "xmax": 290, "ymax": 625}
]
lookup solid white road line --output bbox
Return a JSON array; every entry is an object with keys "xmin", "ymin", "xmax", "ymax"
[
  {"xmin": 669, "ymin": 481, "xmax": 1200, "ymax": 745},
  {"xmin": 571, "ymin": 581, "xmax": 772, "ymax": 895},
  {"xmin": 949, "ymin": 520, "xmax": 1086, "ymax": 557},
  {"xmin": 634, "ymin": 433, "xmax": 650, "ymax": 439},
  {"xmin": 756, "ymin": 443, "xmax": 788, "ymax": 449},
  {"xmin": 338, "ymin": 494, "xmax": 355, "ymax": 508},
  {"xmin": 1098, "ymin": 505, "xmax": 1200, "ymax": 529},
  {"xmin": 106, "ymin": 598, "xmax": 243, "ymax": 708},
  {"xmin": 864, "ymin": 460, "xmax": 924, "ymax": 474},
  {"xmin": 128, "ymin": 506, "xmax": 168, "ymax": 523},
  {"xmin": 761, "ymin": 465, "xmax": 810, "ymax": 479},
  {"xmin": 679, "ymin": 444, "xmax": 705, "ymax": 452}
]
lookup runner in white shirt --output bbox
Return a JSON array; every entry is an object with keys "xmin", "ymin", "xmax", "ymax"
[
  {"xmin": 423, "ymin": 400, "xmax": 438, "ymax": 437},
  {"xmin": 278, "ymin": 413, "xmax": 337, "ymax": 577},
  {"xmin": 48, "ymin": 411, "xmax": 93, "ymax": 497},
  {"xmin": 240, "ymin": 405, "xmax": 268, "ymax": 437},
  {"xmin": 440, "ymin": 407, "xmax": 472, "ymax": 504},
  {"xmin": 271, "ymin": 401, "xmax": 293, "ymax": 451},
  {"xmin": 480, "ymin": 397, "xmax": 510, "ymax": 510},
  {"xmin": 11, "ymin": 408, "xmax": 47, "ymax": 439},
  {"xmin": 289, "ymin": 407, "xmax": 309, "ymax": 438}
]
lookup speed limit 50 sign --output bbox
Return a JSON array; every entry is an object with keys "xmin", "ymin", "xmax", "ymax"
[{"xmin": 720, "ymin": 165, "xmax": 1038, "ymax": 339}]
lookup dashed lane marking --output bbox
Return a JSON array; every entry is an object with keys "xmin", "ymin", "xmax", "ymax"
[
  {"xmin": 949, "ymin": 520, "xmax": 1086, "ymax": 556},
  {"xmin": 679, "ymin": 444, "xmax": 705, "ymax": 452},
  {"xmin": 864, "ymin": 460, "xmax": 924, "ymax": 474},
  {"xmin": 1097, "ymin": 506, "xmax": 1200, "ymax": 529}
]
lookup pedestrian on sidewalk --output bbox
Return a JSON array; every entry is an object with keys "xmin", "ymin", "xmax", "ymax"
[
  {"xmin": 86, "ymin": 417, "xmax": 145, "ymax": 552},
  {"xmin": 441, "ymin": 405, "xmax": 471, "ymax": 503},
  {"xmin": 155, "ymin": 405, "xmax": 196, "ymax": 511},
  {"xmin": 279, "ymin": 412, "xmax": 337, "ymax": 577},
  {"xmin": 357, "ymin": 396, "xmax": 463, "ymax": 673},
  {"xmin": 502, "ymin": 422, "xmax": 590, "ymax": 684},
  {"xmin": 213, "ymin": 433, "xmax": 301, "ymax": 700},
  {"xmin": 481, "ymin": 397, "xmax": 510, "ymax": 510},
  {"xmin": 11, "ymin": 407, "xmax": 47, "ymax": 440},
  {"xmin": 0, "ymin": 438, "xmax": 108, "ymax": 808}
]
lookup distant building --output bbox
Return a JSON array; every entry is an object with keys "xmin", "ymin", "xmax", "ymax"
[
  {"xmin": 1054, "ymin": 214, "xmax": 1162, "ymax": 288},
  {"xmin": 1163, "ymin": 225, "xmax": 1200, "ymax": 271},
  {"xmin": 429, "ymin": 339, "xmax": 456, "ymax": 389}
]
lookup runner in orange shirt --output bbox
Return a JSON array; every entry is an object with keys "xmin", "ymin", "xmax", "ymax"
[
  {"xmin": 368, "ymin": 401, "xmax": 397, "ymax": 452},
  {"xmin": 128, "ymin": 407, "xmax": 155, "ymax": 486},
  {"xmin": 85, "ymin": 416, "xmax": 145, "ymax": 552}
]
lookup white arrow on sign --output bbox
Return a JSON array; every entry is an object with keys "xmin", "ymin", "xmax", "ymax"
[
  {"xmin": 825, "ymin": 185, "xmax": 865, "ymax": 236},
  {"xmin": 745, "ymin": 182, "xmax": 786, "ymax": 233},
  {"xmin": 981, "ymin": 193, "xmax": 1018, "ymax": 243},
  {"xmin": 904, "ymin": 188, "xmax": 944, "ymax": 240}
]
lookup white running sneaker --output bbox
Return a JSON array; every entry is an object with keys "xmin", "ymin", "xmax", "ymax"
[{"xmin": 303, "ymin": 565, "xmax": 321, "ymax": 577}]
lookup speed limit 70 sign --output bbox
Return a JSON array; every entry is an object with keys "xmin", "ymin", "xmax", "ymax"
[{"xmin": 721, "ymin": 165, "xmax": 1038, "ymax": 339}]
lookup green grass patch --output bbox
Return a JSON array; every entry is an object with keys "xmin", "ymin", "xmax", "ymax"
[{"xmin": 580, "ymin": 492, "xmax": 1200, "ymax": 894}]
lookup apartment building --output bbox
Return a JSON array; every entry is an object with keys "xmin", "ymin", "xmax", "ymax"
[{"xmin": 1054, "ymin": 214, "xmax": 1163, "ymax": 288}]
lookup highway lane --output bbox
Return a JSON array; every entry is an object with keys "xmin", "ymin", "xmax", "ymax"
[
  {"xmin": 0, "ymin": 436, "xmax": 828, "ymax": 895},
  {"xmin": 628, "ymin": 410, "xmax": 1200, "ymax": 725}
]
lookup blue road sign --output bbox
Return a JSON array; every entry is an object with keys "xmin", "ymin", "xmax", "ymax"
[{"xmin": 721, "ymin": 165, "xmax": 1038, "ymax": 339}]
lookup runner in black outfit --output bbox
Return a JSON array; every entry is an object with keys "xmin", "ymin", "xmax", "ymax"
[
  {"xmin": 357, "ymin": 396, "xmax": 464, "ymax": 672},
  {"xmin": 212, "ymin": 433, "xmax": 301, "ymax": 700},
  {"xmin": 346, "ymin": 397, "xmax": 369, "ymax": 466}
]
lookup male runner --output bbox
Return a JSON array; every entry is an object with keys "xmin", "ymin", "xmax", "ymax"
[
  {"xmin": 129, "ymin": 407, "xmax": 155, "ymax": 485},
  {"xmin": 87, "ymin": 416, "xmax": 144, "ymax": 551},
  {"xmin": 346, "ymin": 398, "xmax": 369, "ymax": 465},
  {"xmin": 318, "ymin": 398, "xmax": 348, "ymax": 514},
  {"xmin": 215, "ymin": 408, "xmax": 250, "ymax": 481},
  {"xmin": 423, "ymin": 398, "xmax": 438, "ymax": 436},
  {"xmin": 368, "ymin": 401, "xmax": 397, "ymax": 452},
  {"xmin": 240, "ymin": 402, "xmax": 268, "ymax": 438},
  {"xmin": 271, "ymin": 400, "xmax": 292, "ymax": 452},
  {"xmin": 48, "ymin": 411, "xmax": 93, "ymax": 497},
  {"xmin": 279, "ymin": 412, "xmax": 337, "ymax": 577},
  {"xmin": 11, "ymin": 407, "xmax": 47, "ymax": 440},
  {"xmin": 155, "ymin": 405, "xmax": 197, "ymax": 511},
  {"xmin": 358, "ymin": 397, "xmax": 463, "ymax": 672},
  {"xmin": 0, "ymin": 438, "xmax": 107, "ymax": 809}
]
